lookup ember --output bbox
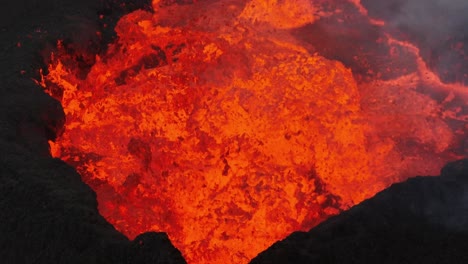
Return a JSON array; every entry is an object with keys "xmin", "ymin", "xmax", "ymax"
[{"xmin": 42, "ymin": 0, "xmax": 467, "ymax": 263}]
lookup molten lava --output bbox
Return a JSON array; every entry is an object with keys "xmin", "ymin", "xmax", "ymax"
[{"xmin": 42, "ymin": 0, "xmax": 467, "ymax": 263}]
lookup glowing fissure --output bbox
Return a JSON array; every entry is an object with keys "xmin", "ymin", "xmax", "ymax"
[{"xmin": 43, "ymin": 1, "xmax": 467, "ymax": 263}]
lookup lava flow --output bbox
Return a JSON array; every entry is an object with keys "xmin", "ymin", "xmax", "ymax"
[{"xmin": 41, "ymin": 0, "xmax": 467, "ymax": 263}]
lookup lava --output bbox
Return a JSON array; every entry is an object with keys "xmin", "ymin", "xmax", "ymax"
[{"xmin": 42, "ymin": 0, "xmax": 467, "ymax": 263}]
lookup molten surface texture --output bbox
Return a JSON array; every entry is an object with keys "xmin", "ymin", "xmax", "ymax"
[{"xmin": 43, "ymin": 0, "xmax": 467, "ymax": 263}]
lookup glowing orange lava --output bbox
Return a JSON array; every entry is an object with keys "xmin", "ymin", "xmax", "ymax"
[{"xmin": 42, "ymin": 1, "xmax": 467, "ymax": 263}]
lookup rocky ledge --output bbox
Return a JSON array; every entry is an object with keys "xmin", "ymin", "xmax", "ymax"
[{"xmin": 251, "ymin": 159, "xmax": 468, "ymax": 264}]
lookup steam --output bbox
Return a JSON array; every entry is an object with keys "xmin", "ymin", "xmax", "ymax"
[
  {"xmin": 384, "ymin": 0, "xmax": 468, "ymax": 39},
  {"xmin": 362, "ymin": 0, "xmax": 468, "ymax": 84},
  {"xmin": 364, "ymin": 0, "xmax": 468, "ymax": 231}
]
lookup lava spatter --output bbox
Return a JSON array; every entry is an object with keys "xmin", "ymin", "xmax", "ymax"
[{"xmin": 42, "ymin": 1, "xmax": 467, "ymax": 263}]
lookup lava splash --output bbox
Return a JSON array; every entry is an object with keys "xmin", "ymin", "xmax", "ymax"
[{"xmin": 42, "ymin": 0, "xmax": 467, "ymax": 263}]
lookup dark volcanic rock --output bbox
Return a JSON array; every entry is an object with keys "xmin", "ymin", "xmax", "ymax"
[
  {"xmin": 292, "ymin": 0, "xmax": 419, "ymax": 82},
  {"xmin": 294, "ymin": 0, "xmax": 468, "ymax": 85},
  {"xmin": 131, "ymin": 232, "xmax": 187, "ymax": 264},
  {"xmin": 1, "ymin": 81, "xmax": 65, "ymax": 155},
  {"xmin": 250, "ymin": 159, "xmax": 468, "ymax": 264},
  {"xmin": 0, "ymin": 139, "xmax": 187, "ymax": 264},
  {"xmin": 0, "ymin": 0, "xmax": 186, "ymax": 263},
  {"xmin": 1, "ymin": 0, "xmax": 467, "ymax": 263}
]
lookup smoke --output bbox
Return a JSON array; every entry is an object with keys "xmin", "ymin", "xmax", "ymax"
[
  {"xmin": 362, "ymin": 0, "xmax": 468, "ymax": 85},
  {"xmin": 384, "ymin": 0, "xmax": 467, "ymax": 38},
  {"xmin": 362, "ymin": 0, "xmax": 468, "ymax": 32}
]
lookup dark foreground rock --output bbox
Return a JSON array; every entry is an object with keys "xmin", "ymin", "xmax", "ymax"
[
  {"xmin": 1, "ymin": 0, "xmax": 467, "ymax": 263},
  {"xmin": 0, "ymin": 140, "xmax": 187, "ymax": 264},
  {"xmin": 0, "ymin": 0, "xmax": 186, "ymax": 263},
  {"xmin": 251, "ymin": 159, "xmax": 468, "ymax": 264}
]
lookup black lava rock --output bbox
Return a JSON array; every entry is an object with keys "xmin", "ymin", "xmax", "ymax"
[
  {"xmin": 0, "ymin": 0, "xmax": 186, "ymax": 263},
  {"xmin": 251, "ymin": 159, "xmax": 468, "ymax": 264}
]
